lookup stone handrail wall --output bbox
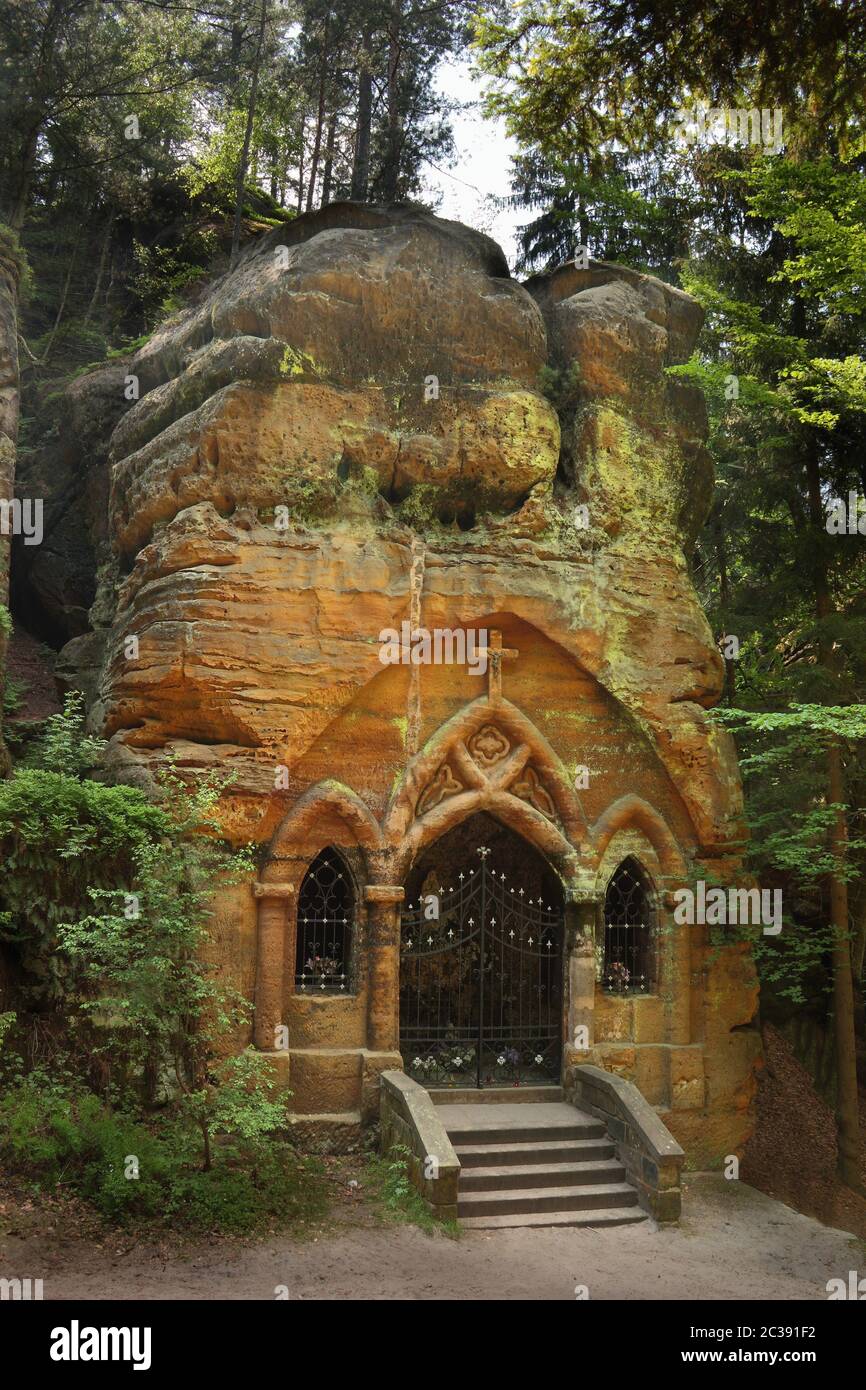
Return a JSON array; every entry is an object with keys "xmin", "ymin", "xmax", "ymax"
[
  {"xmin": 379, "ymin": 1070, "xmax": 460, "ymax": 1222},
  {"xmin": 566, "ymin": 1063, "xmax": 685, "ymax": 1221}
]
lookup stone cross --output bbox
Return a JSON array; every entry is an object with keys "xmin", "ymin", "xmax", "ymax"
[{"xmin": 486, "ymin": 629, "xmax": 518, "ymax": 701}]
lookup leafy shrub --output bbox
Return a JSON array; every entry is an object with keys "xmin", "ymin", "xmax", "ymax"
[
  {"xmin": 164, "ymin": 1144, "xmax": 327, "ymax": 1234},
  {"xmin": 31, "ymin": 693, "xmax": 107, "ymax": 774},
  {"xmin": 0, "ymin": 696, "xmax": 327, "ymax": 1236},
  {"xmin": 0, "ymin": 1067, "xmax": 326, "ymax": 1232},
  {"xmin": 0, "ymin": 1069, "xmax": 169, "ymax": 1219},
  {"xmin": 177, "ymin": 1051, "xmax": 291, "ymax": 1173},
  {"xmin": 131, "ymin": 233, "xmax": 217, "ymax": 328},
  {"xmin": 0, "ymin": 695, "xmax": 167, "ymax": 1004},
  {"xmin": 2, "ymin": 675, "xmax": 27, "ymax": 716}
]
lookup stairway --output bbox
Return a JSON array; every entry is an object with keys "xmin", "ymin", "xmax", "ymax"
[{"xmin": 432, "ymin": 1088, "xmax": 646, "ymax": 1230}]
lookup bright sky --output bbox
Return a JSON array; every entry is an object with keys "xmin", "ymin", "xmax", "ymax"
[{"xmin": 418, "ymin": 56, "xmax": 524, "ymax": 270}]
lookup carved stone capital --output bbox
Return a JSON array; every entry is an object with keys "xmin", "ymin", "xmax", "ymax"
[
  {"xmin": 253, "ymin": 881, "xmax": 295, "ymax": 899},
  {"xmin": 364, "ymin": 885, "xmax": 405, "ymax": 906},
  {"xmin": 565, "ymin": 885, "xmax": 600, "ymax": 906}
]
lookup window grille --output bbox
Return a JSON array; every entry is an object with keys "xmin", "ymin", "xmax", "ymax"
[
  {"xmin": 295, "ymin": 848, "xmax": 354, "ymax": 994},
  {"xmin": 601, "ymin": 858, "xmax": 655, "ymax": 995}
]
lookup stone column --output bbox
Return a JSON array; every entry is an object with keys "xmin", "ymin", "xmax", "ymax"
[
  {"xmin": 662, "ymin": 886, "xmax": 691, "ymax": 1044},
  {"xmin": 253, "ymin": 882, "xmax": 295, "ymax": 1051},
  {"xmin": 364, "ymin": 885, "xmax": 404, "ymax": 1053},
  {"xmin": 565, "ymin": 890, "xmax": 598, "ymax": 1058}
]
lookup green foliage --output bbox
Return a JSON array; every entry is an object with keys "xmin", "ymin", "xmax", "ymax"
[
  {"xmin": 0, "ymin": 699, "xmax": 168, "ymax": 1003},
  {"xmin": 176, "ymin": 1051, "xmax": 290, "ymax": 1173},
  {"xmin": 0, "ymin": 1066, "xmax": 171, "ymax": 1217},
  {"xmin": 753, "ymin": 922, "xmax": 840, "ymax": 1008},
  {"xmin": 0, "ymin": 221, "xmax": 33, "ymax": 298},
  {"xmin": 162, "ymin": 1142, "xmax": 326, "ymax": 1235},
  {"xmin": 131, "ymin": 233, "xmax": 217, "ymax": 329},
  {"xmin": 718, "ymin": 703, "xmax": 866, "ymax": 758},
  {"xmin": 56, "ymin": 763, "xmax": 259, "ymax": 1140},
  {"xmin": 472, "ymin": 1, "xmax": 866, "ymax": 160},
  {"xmin": 32, "ymin": 691, "xmax": 106, "ymax": 774},
  {"xmin": 182, "ymin": 108, "xmax": 260, "ymax": 208},
  {"xmin": 538, "ymin": 359, "xmax": 582, "ymax": 411},
  {"xmin": 742, "ymin": 157, "xmax": 866, "ymax": 315},
  {"xmin": 364, "ymin": 1143, "xmax": 459, "ymax": 1236},
  {"xmin": 379, "ymin": 1143, "xmax": 413, "ymax": 1206},
  {"xmin": 0, "ymin": 1065, "xmax": 326, "ymax": 1232},
  {"xmin": 714, "ymin": 706, "xmax": 866, "ymax": 882},
  {"xmin": 2, "ymin": 674, "xmax": 26, "ymax": 717},
  {"xmin": 713, "ymin": 705, "xmax": 866, "ymax": 1001},
  {"xmin": 0, "ymin": 695, "xmax": 324, "ymax": 1232}
]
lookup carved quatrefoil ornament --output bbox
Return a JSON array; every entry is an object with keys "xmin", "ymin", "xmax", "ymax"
[{"xmin": 467, "ymin": 724, "xmax": 510, "ymax": 767}]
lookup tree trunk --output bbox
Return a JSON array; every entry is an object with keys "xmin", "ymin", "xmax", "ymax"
[
  {"xmin": 380, "ymin": 3, "xmax": 403, "ymax": 203},
  {"xmin": 321, "ymin": 113, "xmax": 337, "ymax": 207},
  {"xmin": 83, "ymin": 218, "xmax": 113, "ymax": 326},
  {"xmin": 42, "ymin": 226, "xmax": 84, "ymax": 363},
  {"xmin": 306, "ymin": 22, "xmax": 329, "ymax": 213},
  {"xmin": 9, "ymin": 125, "xmax": 41, "ymax": 232},
  {"xmin": 827, "ymin": 738, "xmax": 862, "ymax": 1188},
  {"xmin": 230, "ymin": 0, "xmax": 269, "ymax": 268},
  {"xmin": 200, "ymin": 1120, "xmax": 212, "ymax": 1173},
  {"xmin": 715, "ymin": 514, "xmax": 736, "ymax": 702},
  {"xmin": 350, "ymin": 28, "xmax": 373, "ymax": 201},
  {"xmin": 297, "ymin": 116, "xmax": 306, "ymax": 213},
  {"xmin": 852, "ymin": 887, "xmax": 866, "ymax": 1057},
  {"xmin": 0, "ymin": 228, "xmax": 22, "ymax": 774},
  {"xmin": 5, "ymin": 0, "xmax": 67, "ymax": 230},
  {"xmin": 578, "ymin": 200, "xmax": 589, "ymax": 250},
  {"xmin": 805, "ymin": 445, "xmax": 862, "ymax": 1190},
  {"xmin": 852, "ymin": 888, "xmax": 866, "ymax": 983}
]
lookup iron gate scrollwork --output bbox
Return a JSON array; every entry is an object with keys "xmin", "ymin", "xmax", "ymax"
[{"xmin": 399, "ymin": 847, "xmax": 563, "ymax": 1088}]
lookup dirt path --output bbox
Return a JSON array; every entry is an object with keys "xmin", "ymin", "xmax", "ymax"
[{"xmin": 2, "ymin": 1174, "xmax": 864, "ymax": 1301}]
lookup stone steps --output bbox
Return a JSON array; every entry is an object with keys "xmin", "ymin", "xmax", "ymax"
[
  {"xmin": 458, "ymin": 1181, "xmax": 640, "ymax": 1218},
  {"xmin": 436, "ymin": 1096, "xmax": 647, "ymax": 1231},
  {"xmin": 457, "ymin": 1137, "xmax": 614, "ymax": 1167},
  {"xmin": 458, "ymin": 1207, "xmax": 648, "ymax": 1231},
  {"xmin": 459, "ymin": 1158, "xmax": 626, "ymax": 1191},
  {"xmin": 447, "ymin": 1119, "xmax": 605, "ymax": 1146}
]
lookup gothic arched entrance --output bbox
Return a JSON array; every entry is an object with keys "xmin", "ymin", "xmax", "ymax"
[{"xmin": 399, "ymin": 812, "xmax": 565, "ymax": 1089}]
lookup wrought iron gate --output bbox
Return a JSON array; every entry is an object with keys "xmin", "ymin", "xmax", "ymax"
[{"xmin": 399, "ymin": 846, "xmax": 563, "ymax": 1088}]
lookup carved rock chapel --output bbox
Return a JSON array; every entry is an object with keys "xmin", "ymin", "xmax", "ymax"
[{"xmin": 58, "ymin": 202, "xmax": 762, "ymax": 1179}]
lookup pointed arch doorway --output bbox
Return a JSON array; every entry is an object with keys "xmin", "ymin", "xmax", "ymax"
[{"xmin": 399, "ymin": 812, "xmax": 565, "ymax": 1089}]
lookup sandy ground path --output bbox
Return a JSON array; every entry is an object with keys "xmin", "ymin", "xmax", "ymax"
[{"xmin": 3, "ymin": 1175, "xmax": 864, "ymax": 1302}]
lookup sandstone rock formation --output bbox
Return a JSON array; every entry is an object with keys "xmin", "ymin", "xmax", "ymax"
[{"xmin": 35, "ymin": 202, "xmax": 760, "ymax": 1163}]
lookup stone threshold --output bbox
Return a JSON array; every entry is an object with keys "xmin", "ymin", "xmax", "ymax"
[{"xmin": 428, "ymin": 1085, "xmax": 564, "ymax": 1106}]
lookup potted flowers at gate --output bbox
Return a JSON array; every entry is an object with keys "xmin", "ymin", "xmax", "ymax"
[
  {"xmin": 496, "ymin": 1046, "xmax": 522, "ymax": 1084},
  {"xmin": 445, "ymin": 1047, "xmax": 474, "ymax": 1084}
]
